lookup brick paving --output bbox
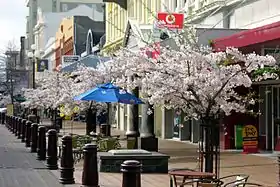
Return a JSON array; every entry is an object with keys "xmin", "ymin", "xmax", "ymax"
[
  {"xmin": 57, "ymin": 121, "xmax": 278, "ymax": 186},
  {"xmin": 0, "ymin": 124, "xmax": 76, "ymax": 187}
]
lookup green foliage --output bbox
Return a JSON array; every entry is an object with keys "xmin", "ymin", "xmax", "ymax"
[
  {"xmin": 252, "ymin": 67, "xmax": 280, "ymax": 79},
  {"xmin": 72, "ymin": 135, "xmax": 92, "ymax": 150},
  {"xmin": 71, "ymin": 134, "xmax": 121, "ymax": 152},
  {"xmin": 98, "ymin": 137, "xmax": 121, "ymax": 152}
]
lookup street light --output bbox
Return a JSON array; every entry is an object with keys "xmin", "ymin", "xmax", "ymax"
[
  {"xmin": 31, "ymin": 44, "xmax": 36, "ymax": 51},
  {"xmin": 27, "ymin": 46, "xmax": 40, "ymax": 89}
]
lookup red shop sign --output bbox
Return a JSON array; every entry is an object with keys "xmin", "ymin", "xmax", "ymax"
[
  {"xmin": 156, "ymin": 12, "xmax": 184, "ymax": 29},
  {"xmin": 141, "ymin": 42, "xmax": 160, "ymax": 59}
]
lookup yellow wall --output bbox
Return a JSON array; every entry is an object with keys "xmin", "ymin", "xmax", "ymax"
[
  {"xmin": 55, "ymin": 17, "xmax": 74, "ymax": 49},
  {"xmin": 103, "ymin": 0, "xmax": 161, "ymax": 54}
]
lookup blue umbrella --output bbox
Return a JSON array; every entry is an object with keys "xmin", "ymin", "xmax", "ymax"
[{"xmin": 74, "ymin": 83, "xmax": 144, "ymax": 104}]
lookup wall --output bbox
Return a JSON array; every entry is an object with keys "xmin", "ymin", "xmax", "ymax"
[
  {"xmin": 34, "ymin": 5, "xmax": 96, "ymax": 57},
  {"xmin": 26, "ymin": 0, "xmax": 54, "ymax": 51},
  {"xmin": 55, "ymin": 17, "xmax": 74, "ymax": 67},
  {"xmin": 230, "ymin": 0, "xmax": 280, "ymax": 29},
  {"xmin": 103, "ymin": 0, "xmax": 161, "ymax": 53},
  {"xmin": 58, "ymin": 1, "xmax": 104, "ymax": 22},
  {"xmin": 42, "ymin": 37, "xmax": 56, "ymax": 71},
  {"xmin": 74, "ymin": 16, "xmax": 105, "ymax": 55},
  {"xmin": 195, "ymin": 0, "xmax": 280, "ymax": 30}
]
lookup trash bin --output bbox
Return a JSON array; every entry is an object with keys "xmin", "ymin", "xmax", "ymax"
[{"xmin": 100, "ymin": 124, "xmax": 110, "ymax": 137}]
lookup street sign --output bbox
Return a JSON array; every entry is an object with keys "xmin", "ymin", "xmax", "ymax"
[
  {"xmin": 61, "ymin": 55, "xmax": 80, "ymax": 67},
  {"xmin": 156, "ymin": 12, "xmax": 184, "ymax": 29}
]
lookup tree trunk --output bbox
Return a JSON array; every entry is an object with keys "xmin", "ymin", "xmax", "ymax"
[
  {"xmin": 86, "ymin": 108, "xmax": 96, "ymax": 135},
  {"xmin": 202, "ymin": 117, "xmax": 216, "ymax": 173},
  {"xmin": 204, "ymin": 124, "xmax": 214, "ymax": 173}
]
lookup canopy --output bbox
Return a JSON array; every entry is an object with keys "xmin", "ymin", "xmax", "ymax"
[{"xmin": 74, "ymin": 83, "xmax": 144, "ymax": 104}]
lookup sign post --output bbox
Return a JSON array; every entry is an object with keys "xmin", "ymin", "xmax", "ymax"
[{"xmin": 242, "ymin": 124, "xmax": 259, "ymax": 153}]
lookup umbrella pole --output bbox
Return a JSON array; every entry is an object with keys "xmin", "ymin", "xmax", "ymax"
[
  {"xmin": 85, "ymin": 101, "xmax": 94, "ymax": 135},
  {"xmin": 89, "ymin": 101, "xmax": 93, "ymax": 109},
  {"xmin": 106, "ymin": 102, "xmax": 111, "ymax": 137}
]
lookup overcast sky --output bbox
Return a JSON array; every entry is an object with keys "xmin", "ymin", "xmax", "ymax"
[{"xmin": 0, "ymin": 0, "xmax": 27, "ymax": 52}]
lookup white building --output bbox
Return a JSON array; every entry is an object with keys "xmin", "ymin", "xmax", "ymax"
[
  {"xmin": 33, "ymin": 5, "xmax": 103, "ymax": 60},
  {"xmin": 25, "ymin": 0, "xmax": 104, "ymax": 51},
  {"xmin": 169, "ymin": 0, "xmax": 280, "ymax": 29}
]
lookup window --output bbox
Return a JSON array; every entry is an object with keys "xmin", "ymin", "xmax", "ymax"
[
  {"xmin": 62, "ymin": 4, "xmax": 68, "ymax": 12},
  {"xmin": 52, "ymin": 0, "xmax": 57, "ymax": 11}
]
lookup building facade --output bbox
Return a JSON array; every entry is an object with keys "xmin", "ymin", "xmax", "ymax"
[
  {"xmin": 55, "ymin": 15, "xmax": 105, "ymax": 67},
  {"xmin": 33, "ymin": 5, "xmax": 100, "ymax": 59},
  {"xmin": 25, "ymin": 0, "xmax": 104, "ymax": 51},
  {"xmin": 102, "ymin": 0, "xmax": 161, "ymax": 54},
  {"xmin": 109, "ymin": 0, "xmax": 280, "ymax": 151}
]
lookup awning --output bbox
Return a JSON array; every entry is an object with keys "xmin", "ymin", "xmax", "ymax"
[
  {"xmin": 213, "ymin": 21, "xmax": 280, "ymax": 51},
  {"xmin": 14, "ymin": 95, "xmax": 26, "ymax": 102},
  {"xmin": 61, "ymin": 55, "xmax": 112, "ymax": 73}
]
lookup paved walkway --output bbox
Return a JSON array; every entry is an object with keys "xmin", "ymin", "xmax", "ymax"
[
  {"xmin": 0, "ymin": 125, "xmax": 67, "ymax": 187},
  {"xmin": 59, "ymin": 121, "xmax": 278, "ymax": 187}
]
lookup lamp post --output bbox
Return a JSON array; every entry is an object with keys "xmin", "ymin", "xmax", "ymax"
[{"xmin": 27, "ymin": 44, "xmax": 40, "ymax": 89}]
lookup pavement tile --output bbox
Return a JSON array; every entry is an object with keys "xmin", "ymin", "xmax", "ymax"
[{"xmin": 61, "ymin": 121, "xmax": 279, "ymax": 187}]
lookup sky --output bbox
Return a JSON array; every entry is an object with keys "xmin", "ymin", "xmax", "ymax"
[{"xmin": 0, "ymin": 0, "xmax": 27, "ymax": 53}]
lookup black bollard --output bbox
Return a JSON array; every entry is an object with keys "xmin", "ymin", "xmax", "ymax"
[
  {"xmin": 6, "ymin": 115, "xmax": 10, "ymax": 130},
  {"xmin": 12, "ymin": 116, "xmax": 16, "ymax": 134},
  {"xmin": 82, "ymin": 144, "xmax": 99, "ymax": 187},
  {"xmin": 21, "ymin": 119, "xmax": 27, "ymax": 142},
  {"xmin": 31, "ymin": 123, "xmax": 38, "ymax": 153},
  {"xmin": 15, "ymin": 117, "xmax": 18, "ymax": 135},
  {"xmin": 46, "ymin": 129, "xmax": 58, "ymax": 170},
  {"xmin": 16, "ymin": 117, "xmax": 20, "ymax": 136},
  {"xmin": 8, "ymin": 116, "xmax": 11, "ymax": 131},
  {"xmin": 8, "ymin": 116, "xmax": 11, "ymax": 130},
  {"xmin": 25, "ymin": 121, "xmax": 32, "ymax": 147},
  {"xmin": 1, "ymin": 112, "xmax": 5, "ymax": 125},
  {"xmin": 121, "ymin": 160, "xmax": 142, "ymax": 187},
  {"xmin": 59, "ymin": 135, "xmax": 75, "ymax": 184},
  {"xmin": 37, "ymin": 126, "xmax": 46, "ymax": 160},
  {"xmin": 7, "ymin": 116, "xmax": 10, "ymax": 130},
  {"xmin": 17, "ymin": 118, "xmax": 22, "ymax": 139},
  {"xmin": 0, "ymin": 112, "xmax": 2, "ymax": 125},
  {"xmin": 28, "ymin": 114, "xmax": 38, "ymax": 123}
]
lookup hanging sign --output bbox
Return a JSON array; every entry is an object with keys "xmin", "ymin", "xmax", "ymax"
[
  {"xmin": 156, "ymin": 12, "xmax": 184, "ymax": 29},
  {"xmin": 242, "ymin": 124, "xmax": 258, "ymax": 153}
]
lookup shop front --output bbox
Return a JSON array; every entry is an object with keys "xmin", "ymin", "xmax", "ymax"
[{"xmin": 212, "ymin": 20, "xmax": 280, "ymax": 151}]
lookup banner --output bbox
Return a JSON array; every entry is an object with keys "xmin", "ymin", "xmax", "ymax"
[
  {"xmin": 37, "ymin": 59, "xmax": 49, "ymax": 72},
  {"xmin": 6, "ymin": 104, "xmax": 13, "ymax": 116}
]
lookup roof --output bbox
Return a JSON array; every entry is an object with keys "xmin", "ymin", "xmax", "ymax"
[
  {"xmin": 61, "ymin": 55, "xmax": 112, "ymax": 72},
  {"xmin": 213, "ymin": 21, "xmax": 280, "ymax": 51}
]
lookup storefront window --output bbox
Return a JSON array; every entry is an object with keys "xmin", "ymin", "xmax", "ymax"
[{"xmin": 259, "ymin": 86, "xmax": 266, "ymax": 135}]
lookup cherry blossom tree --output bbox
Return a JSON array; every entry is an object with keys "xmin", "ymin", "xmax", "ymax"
[
  {"xmin": 0, "ymin": 95, "xmax": 11, "ymax": 107},
  {"xmin": 103, "ymin": 42, "xmax": 278, "ymax": 173}
]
